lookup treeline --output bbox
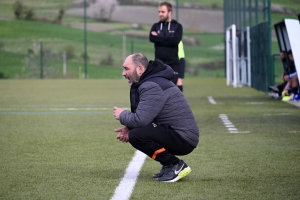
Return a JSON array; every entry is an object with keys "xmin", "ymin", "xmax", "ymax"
[{"xmin": 13, "ymin": 1, "xmax": 65, "ymax": 24}]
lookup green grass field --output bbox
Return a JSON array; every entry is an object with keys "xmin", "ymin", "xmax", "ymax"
[{"xmin": 0, "ymin": 78, "xmax": 299, "ymax": 199}]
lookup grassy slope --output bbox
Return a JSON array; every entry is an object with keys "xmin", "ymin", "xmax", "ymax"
[
  {"xmin": 0, "ymin": 0, "xmax": 299, "ymax": 79},
  {"xmin": 0, "ymin": 19, "xmax": 127, "ymax": 78},
  {"xmin": 1, "ymin": 0, "xmax": 300, "ymax": 11},
  {"xmin": 0, "ymin": 0, "xmax": 75, "ymax": 9},
  {"xmin": 0, "ymin": 51, "xmax": 24, "ymax": 78},
  {"xmin": 0, "ymin": 79, "xmax": 299, "ymax": 199},
  {"xmin": 0, "ymin": 19, "xmax": 225, "ymax": 78},
  {"xmin": 178, "ymin": 0, "xmax": 300, "ymax": 11}
]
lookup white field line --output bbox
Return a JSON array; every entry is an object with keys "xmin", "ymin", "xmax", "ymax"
[
  {"xmin": 288, "ymin": 131, "xmax": 300, "ymax": 133},
  {"xmin": 263, "ymin": 113, "xmax": 292, "ymax": 116},
  {"xmin": 0, "ymin": 106, "xmax": 130, "ymax": 115},
  {"xmin": 208, "ymin": 96, "xmax": 216, "ymax": 105},
  {"xmin": 245, "ymin": 102, "xmax": 265, "ymax": 104},
  {"xmin": 219, "ymin": 114, "xmax": 250, "ymax": 134},
  {"xmin": 0, "ymin": 107, "xmax": 130, "ymax": 111},
  {"xmin": 111, "ymin": 150, "xmax": 147, "ymax": 200}
]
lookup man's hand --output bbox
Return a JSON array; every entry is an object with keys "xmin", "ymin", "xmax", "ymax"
[
  {"xmin": 113, "ymin": 107, "xmax": 124, "ymax": 120},
  {"xmin": 114, "ymin": 127, "xmax": 130, "ymax": 143},
  {"xmin": 282, "ymin": 89, "xmax": 289, "ymax": 97},
  {"xmin": 151, "ymin": 31, "xmax": 158, "ymax": 36}
]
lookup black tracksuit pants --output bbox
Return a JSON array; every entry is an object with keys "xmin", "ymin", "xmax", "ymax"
[{"xmin": 128, "ymin": 123, "xmax": 194, "ymax": 166}]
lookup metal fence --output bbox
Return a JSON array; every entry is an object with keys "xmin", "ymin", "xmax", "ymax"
[
  {"xmin": 1, "ymin": 2, "xmax": 225, "ymax": 79},
  {"xmin": 2, "ymin": 40, "xmax": 90, "ymax": 79},
  {"xmin": 272, "ymin": 53, "xmax": 286, "ymax": 84},
  {"xmin": 1, "ymin": 31, "xmax": 215, "ymax": 79},
  {"xmin": 1, "ymin": 37, "xmax": 153, "ymax": 79},
  {"xmin": 224, "ymin": 0, "xmax": 272, "ymax": 92}
]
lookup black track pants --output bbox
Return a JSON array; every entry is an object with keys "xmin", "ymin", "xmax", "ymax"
[{"xmin": 128, "ymin": 123, "xmax": 194, "ymax": 166}]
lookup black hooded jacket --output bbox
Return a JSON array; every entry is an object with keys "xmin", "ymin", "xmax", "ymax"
[
  {"xmin": 130, "ymin": 59, "xmax": 174, "ymax": 113},
  {"xmin": 149, "ymin": 19, "xmax": 183, "ymax": 72}
]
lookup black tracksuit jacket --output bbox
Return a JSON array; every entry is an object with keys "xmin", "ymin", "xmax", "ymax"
[{"xmin": 149, "ymin": 19, "xmax": 183, "ymax": 72}]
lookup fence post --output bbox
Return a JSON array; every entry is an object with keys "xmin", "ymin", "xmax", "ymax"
[
  {"xmin": 176, "ymin": 0, "xmax": 178, "ymax": 21},
  {"xmin": 249, "ymin": 0, "xmax": 252, "ymax": 27},
  {"xmin": 131, "ymin": 40, "xmax": 134, "ymax": 54},
  {"xmin": 40, "ymin": 41, "xmax": 43, "ymax": 79},
  {"xmin": 123, "ymin": 33, "xmax": 126, "ymax": 61},
  {"xmin": 84, "ymin": 0, "xmax": 88, "ymax": 79},
  {"xmin": 63, "ymin": 51, "xmax": 67, "ymax": 78},
  {"xmin": 268, "ymin": 0, "xmax": 273, "ymax": 86}
]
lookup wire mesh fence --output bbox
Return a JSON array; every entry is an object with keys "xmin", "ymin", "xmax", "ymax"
[
  {"xmin": 1, "ymin": 31, "xmax": 223, "ymax": 79},
  {"xmin": 224, "ymin": 0, "xmax": 271, "ymax": 32},
  {"xmin": 2, "ymin": 40, "xmax": 86, "ymax": 79},
  {"xmin": 272, "ymin": 53, "xmax": 285, "ymax": 84},
  {"xmin": 224, "ymin": 0, "xmax": 272, "ymax": 92},
  {"xmin": 1, "ymin": 37, "xmax": 155, "ymax": 79}
]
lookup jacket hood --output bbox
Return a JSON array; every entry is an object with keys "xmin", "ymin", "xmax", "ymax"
[
  {"xmin": 140, "ymin": 59, "xmax": 174, "ymax": 81},
  {"xmin": 131, "ymin": 59, "xmax": 174, "ymax": 88}
]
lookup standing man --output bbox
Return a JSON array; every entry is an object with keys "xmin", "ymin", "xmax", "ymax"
[
  {"xmin": 113, "ymin": 53, "xmax": 199, "ymax": 182},
  {"xmin": 149, "ymin": 1, "xmax": 183, "ymax": 85}
]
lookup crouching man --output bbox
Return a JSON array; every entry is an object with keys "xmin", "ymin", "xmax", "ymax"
[{"xmin": 113, "ymin": 53, "xmax": 199, "ymax": 182}]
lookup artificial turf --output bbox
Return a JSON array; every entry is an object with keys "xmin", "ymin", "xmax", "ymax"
[{"xmin": 0, "ymin": 78, "xmax": 299, "ymax": 199}]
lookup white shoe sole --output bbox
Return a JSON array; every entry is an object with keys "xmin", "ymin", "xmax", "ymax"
[{"xmin": 162, "ymin": 166, "xmax": 192, "ymax": 183}]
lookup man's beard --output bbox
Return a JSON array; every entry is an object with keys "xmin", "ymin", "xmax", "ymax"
[
  {"xmin": 160, "ymin": 14, "xmax": 169, "ymax": 22},
  {"xmin": 128, "ymin": 68, "xmax": 140, "ymax": 86}
]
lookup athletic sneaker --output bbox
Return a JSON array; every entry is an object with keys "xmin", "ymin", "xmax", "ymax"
[
  {"xmin": 268, "ymin": 85, "xmax": 279, "ymax": 93},
  {"xmin": 156, "ymin": 160, "xmax": 191, "ymax": 182},
  {"xmin": 268, "ymin": 92, "xmax": 280, "ymax": 99},
  {"xmin": 153, "ymin": 166, "xmax": 166, "ymax": 178}
]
